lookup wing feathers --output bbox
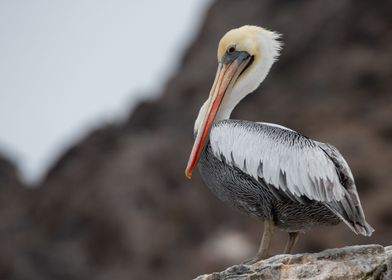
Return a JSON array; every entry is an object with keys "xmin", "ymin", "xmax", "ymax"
[
  {"xmin": 210, "ymin": 120, "xmax": 373, "ymax": 236},
  {"xmin": 210, "ymin": 120, "xmax": 344, "ymax": 202}
]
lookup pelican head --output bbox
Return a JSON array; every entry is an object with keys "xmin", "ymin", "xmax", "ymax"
[{"xmin": 185, "ymin": 25, "xmax": 282, "ymax": 178}]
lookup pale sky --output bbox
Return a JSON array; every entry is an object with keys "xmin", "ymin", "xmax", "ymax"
[{"xmin": 0, "ymin": 0, "xmax": 210, "ymax": 183}]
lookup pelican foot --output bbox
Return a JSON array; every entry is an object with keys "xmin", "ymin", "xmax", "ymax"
[{"xmin": 241, "ymin": 254, "xmax": 268, "ymax": 265}]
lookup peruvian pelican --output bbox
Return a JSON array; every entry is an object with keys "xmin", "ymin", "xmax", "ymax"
[{"xmin": 185, "ymin": 25, "xmax": 373, "ymax": 263}]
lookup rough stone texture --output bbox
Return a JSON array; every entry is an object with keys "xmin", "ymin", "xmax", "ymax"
[
  {"xmin": 0, "ymin": 0, "xmax": 391, "ymax": 279},
  {"xmin": 195, "ymin": 245, "xmax": 392, "ymax": 280}
]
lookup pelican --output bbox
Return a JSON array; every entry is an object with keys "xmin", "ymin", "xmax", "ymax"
[{"xmin": 185, "ymin": 25, "xmax": 374, "ymax": 263}]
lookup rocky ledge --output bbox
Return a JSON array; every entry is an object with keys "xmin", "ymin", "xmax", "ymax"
[{"xmin": 195, "ymin": 245, "xmax": 392, "ymax": 280}]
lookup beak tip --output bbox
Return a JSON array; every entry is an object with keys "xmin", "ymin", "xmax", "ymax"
[{"xmin": 185, "ymin": 170, "xmax": 192, "ymax": 179}]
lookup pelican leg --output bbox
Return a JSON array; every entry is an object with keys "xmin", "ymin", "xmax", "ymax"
[
  {"xmin": 284, "ymin": 232, "xmax": 299, "ymax": 254},
  {"xmin": 242, "ymin": 219, "xmax": 275, "ymax": 264},
  {"xmin": 257, "ymin": 219, "xmax": 275, "ymax": 259}
]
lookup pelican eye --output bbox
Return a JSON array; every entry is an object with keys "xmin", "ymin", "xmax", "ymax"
[{"xmin": 227, "ymin": 46, "xmax": 236, "ymax": 54}]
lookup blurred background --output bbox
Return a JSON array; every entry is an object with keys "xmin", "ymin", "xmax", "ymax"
[{"xmin": 0, "ymin": 0, "xmax": 391, "ymax": 279}]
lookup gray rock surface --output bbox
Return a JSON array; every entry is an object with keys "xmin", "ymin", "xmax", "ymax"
[{"xmin": 195, "ymin": 245, "xmax": 392, "ymax": 280}]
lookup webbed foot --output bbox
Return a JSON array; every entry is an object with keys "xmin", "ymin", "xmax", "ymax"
[{"xmin": 241, "ymin": 254, "xmax": 268, "ymax": 265}]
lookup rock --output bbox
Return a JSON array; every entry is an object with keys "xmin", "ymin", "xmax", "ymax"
[{"xmin": 195, "ymin": 245, "xmax": 392, "ymax": 280}]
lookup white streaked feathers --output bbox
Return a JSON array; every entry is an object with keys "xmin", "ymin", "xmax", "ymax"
[
  {"xmin": 257, "ymin": 122, "xmax": 294, "ymax": 132},
  {"xmin": 209, "ymin": 120, "xmax": 348, "ymax": 203}
]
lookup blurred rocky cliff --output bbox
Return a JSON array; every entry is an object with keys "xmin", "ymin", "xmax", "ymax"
[{"xmin": 0, "ymin": 0, "xmax": 391, "ymax": 279}]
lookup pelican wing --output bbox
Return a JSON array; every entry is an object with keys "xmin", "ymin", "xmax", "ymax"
[
  {"xmin": 209, "ymin": 119, "xmax": 373, "ymax": 235},
  {"xmin": 210, "ymin": 119, "xmax": 345, "ymax": 202},
  {"xmin": 315, "ymin": 142, "xmax": 374, "ymax": 235}
]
